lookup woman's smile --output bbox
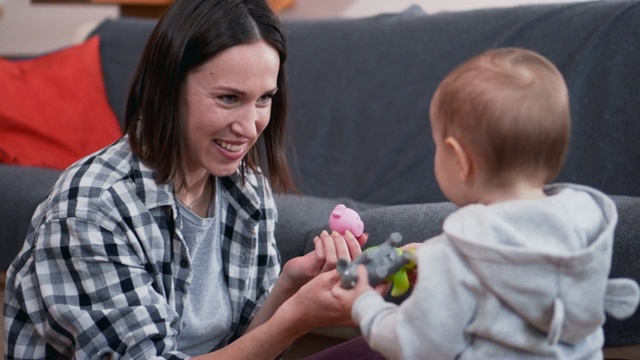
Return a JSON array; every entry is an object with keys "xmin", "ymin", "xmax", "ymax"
[
  {"xmin": 213, "ymin": 139, "xmax": 247, "ymax": 161},
  {"xmin": 214, "ymin": 139, "xmax": 245, "ymax": 153}
]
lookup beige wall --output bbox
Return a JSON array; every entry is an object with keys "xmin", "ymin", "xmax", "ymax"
[
  {"xmin": 0, "ymin": 0, "xmax": 592, "ymax": 56},
  {"xmin": 0, "ymin": 0, "xmax": 117, "ymax": 56},
  {"xmin": 281, "ymin": 0, "xmax": 594, "ymax": 19}
]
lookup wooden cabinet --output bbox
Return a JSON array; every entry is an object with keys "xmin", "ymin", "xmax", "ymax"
[
  {"xmin": 32, "ymin": 0, "xmax": 295, "ymax": 18},
  {"xmin": 91, "ymin": 0, "xmax": 172, "ymax": 18}
]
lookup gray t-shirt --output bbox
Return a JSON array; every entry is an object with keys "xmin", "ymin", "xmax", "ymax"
[{"xmin": 176, "ymin": 182, "xmax": 232, "ymax": 356}]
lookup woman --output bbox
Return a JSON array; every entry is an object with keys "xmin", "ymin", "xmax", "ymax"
[{"xmin": 3, "ymin": 0, "xmax": 367, "ymax": 358}]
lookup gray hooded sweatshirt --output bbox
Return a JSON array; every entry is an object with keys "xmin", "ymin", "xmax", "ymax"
[{"xmin": 352, "ymin": 184, "xmax": 639, "ymax": 360}]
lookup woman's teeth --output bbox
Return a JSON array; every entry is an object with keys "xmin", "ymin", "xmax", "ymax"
[{"xmin": 216, "ymin": 140, "xmax": 243, "ymax": 152}]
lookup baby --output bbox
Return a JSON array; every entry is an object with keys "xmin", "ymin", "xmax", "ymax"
[{"xmin": 332, "ymin": 47, "xmax": 640, "ymax": 359}]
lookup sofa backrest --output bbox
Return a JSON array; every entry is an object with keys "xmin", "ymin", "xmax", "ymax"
[
  {"xmin": 91, "ymin": 17, "xmax": 156, "ymax": 130},
  {"xmin": 92, "ymin": 0, "xmax": 640, "ymax": 205}
]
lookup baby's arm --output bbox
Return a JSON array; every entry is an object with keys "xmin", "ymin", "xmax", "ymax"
[{"xmin": 349, "ymin": 238, "xmax": 478, "ymax": 359}]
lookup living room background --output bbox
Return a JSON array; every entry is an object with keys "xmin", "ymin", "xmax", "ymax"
[{"xmin": 1, "ymin": 0, "xmax": 594, "ymax": 56}]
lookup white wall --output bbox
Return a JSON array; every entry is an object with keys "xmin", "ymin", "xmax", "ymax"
[
  {"xmin": 1, "ymin": 0, "xmax": 591, "ymax": 56},
  {"xmin": 0, "ymin": 0, "xmax": 117, "ymax": 56},
  {"xmin": 281, "ymin": 0, "xmax": 593, "ymax": 19}
]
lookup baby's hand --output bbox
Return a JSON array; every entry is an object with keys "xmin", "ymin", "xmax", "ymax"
[
  {"xmin": 401, "ymin": 242, "xmax": 421, "ymax": 286},
  {"xmin": 332, "ymin": 265, "xmax": 385, "ymax": 314},
  {"xmin": 400, "ymin": 242, "xmax": 422, "ymax": 252}
]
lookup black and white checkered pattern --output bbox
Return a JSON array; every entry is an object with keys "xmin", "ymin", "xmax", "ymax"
[{"xmin": 4, "ymin": 137, "xmax": 280, "ymax": 358}]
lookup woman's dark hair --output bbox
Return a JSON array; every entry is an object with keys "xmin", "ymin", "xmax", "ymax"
[{"xmin": 125, "ymin": 0, "xmax": 295, "ymax": 193}]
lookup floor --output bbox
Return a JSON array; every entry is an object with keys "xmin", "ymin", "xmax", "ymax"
[{"xmin": 283, "ymin": 332, "xmax": 347, "ymax": 359}]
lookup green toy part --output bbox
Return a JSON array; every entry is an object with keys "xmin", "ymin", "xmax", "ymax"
[{"xmin": 387, "ymin": 248, "xmax": 416, "ymax": 297}]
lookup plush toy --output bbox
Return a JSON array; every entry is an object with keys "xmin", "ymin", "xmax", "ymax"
[
  {"xmin": 337, "ymin": 232, "xmax": 416, "ymax": 297},
  {"xmin": 330, "ymin": 204, "xmax": 416, "ymax": 297},
  {"xmin": 329, "ymin": 203, "xmax": 364, "ymax": 237}
]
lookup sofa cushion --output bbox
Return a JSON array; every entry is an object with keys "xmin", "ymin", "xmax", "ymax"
[
  {"xmin": 283, "ymin": 1, "xmax": 640, "ymax": 205},
  {"xmin": 88, "ymin": 4, "xmax": 640, "ymax": 204},
  {"xmin": 0, "ymin": 36, "xmax": 122, "ymax": 170},
  {"xmin": 0, "ymin": 165, "xmax": 61, "ymax": 269},
  {"xmin": 603, "ymin": 195, "xmax": 640, "ymax": 347},
  {"xmin": 89, "ymin": 17, "xmax": 157, "ymax": 125},
  {"xmin": 274, "ymin": 194, "xmax": 383, "ymax": 264}
]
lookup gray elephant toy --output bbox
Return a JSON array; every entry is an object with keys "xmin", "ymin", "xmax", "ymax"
[{"xmin": 337, "ymin": 232, "xmax": 416, "ymax": 297}]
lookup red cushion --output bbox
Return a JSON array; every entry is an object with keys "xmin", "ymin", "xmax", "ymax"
[{"xmin": 0, "ymin": 36, "xmax": 122, "ymax": 170}]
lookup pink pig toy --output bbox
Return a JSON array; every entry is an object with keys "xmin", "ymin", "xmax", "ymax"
[{"xmin": 329, "ymin": 204, "xmax": 364, "ymax": 237}]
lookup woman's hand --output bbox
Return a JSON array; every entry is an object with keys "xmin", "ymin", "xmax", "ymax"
[
  {"xmin": 281, "ymin": 230, "xmax": 368, "ymax": 291},
  {"xmin": 277, "ymin": 270, "xmax": 358, "ymax": 333},
  {"xmin": 216, "ymin": 270, "xmax": 359, "ymax": 360}
]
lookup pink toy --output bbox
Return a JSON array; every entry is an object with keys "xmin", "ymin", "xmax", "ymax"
[{"xmin": 329, "ymin": 204, "xmax": 364, "ymax": 237}]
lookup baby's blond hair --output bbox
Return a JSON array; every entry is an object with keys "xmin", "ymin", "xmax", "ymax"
[{"xmin": 431, "ymin": 48, "xmax": 570, "ymax": 184}]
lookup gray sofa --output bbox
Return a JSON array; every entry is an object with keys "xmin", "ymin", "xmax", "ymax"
[{"xmin": 1, "ymin": 0, "xmax": 639, "ymax": 352}]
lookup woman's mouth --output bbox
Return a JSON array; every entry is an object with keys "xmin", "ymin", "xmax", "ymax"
[{"xmin": 215, "ymin": 140, "xmax": 244, "ymax": 153}]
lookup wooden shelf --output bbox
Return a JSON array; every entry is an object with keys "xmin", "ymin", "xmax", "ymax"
[
  {"xmin": 91, "ymin": 0, "xmax": 170, "ymax": 17},
  {"xmin": 32, "ymin": 0, "xmax": 169, "ymax": 17}
]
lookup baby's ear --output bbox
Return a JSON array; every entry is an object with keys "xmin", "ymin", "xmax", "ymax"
[{"xmin": 445, "ymin": 136, "xmax": 472, "ymax": 181}]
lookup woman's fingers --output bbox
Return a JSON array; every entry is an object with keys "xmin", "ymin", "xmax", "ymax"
[
  {"xmin": 319, "ymin": 231, "xmax": 338, "ymax": 270},
  {"xmin": 314, "ymin": 230, "xmax": 365, "ymax": 273},
  {"xmin": 346, "ymin": 231, "xmax": 365, "ymax": 259},
  {"xmin": 356, "ymin": 232, "xmax": 368, "ymax": 247},
  {"xmin": 334, "ymin": 230, "xmax": 354, "ymax": 263}
]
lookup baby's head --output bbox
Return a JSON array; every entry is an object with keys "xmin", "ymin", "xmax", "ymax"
[{"xmin": 430, "ymin": 48, "xmax": 570, "ymax": 204}]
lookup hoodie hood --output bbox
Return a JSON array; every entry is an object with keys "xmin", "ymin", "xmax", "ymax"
[{"xmin": 444, "ymin": 184, "xmax": 617, "ymax": 344}]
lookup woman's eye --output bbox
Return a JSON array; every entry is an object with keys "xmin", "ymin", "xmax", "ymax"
[
  {"xmin": 257, "ymin": 94, "xmax": 274, "ymax": 105},
  {"xmin": 218, "ymin": 95, "xmax": 237, "ymax": 104}
]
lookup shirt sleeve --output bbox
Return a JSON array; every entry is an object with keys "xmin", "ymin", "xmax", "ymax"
[
  {"xmin": 256, "ymin": 175, "xmax": 282, "ymax": 304},
  {"xmin": 352, "ymin": 236, "xmax": 479, "ymax": 360},
  {"xmin": 32, "ymin": 215, "xmax": 188, "ymax": 360}
]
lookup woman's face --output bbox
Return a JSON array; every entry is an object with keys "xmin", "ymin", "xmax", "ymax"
[{"xmin": 180, "ymin": 40, "xmax": 280, "ymax": 178}]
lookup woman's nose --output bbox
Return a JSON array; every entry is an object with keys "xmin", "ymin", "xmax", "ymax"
[{"xmin": 230, "ymin": 106, "xmax": 259, "ymax": 138}]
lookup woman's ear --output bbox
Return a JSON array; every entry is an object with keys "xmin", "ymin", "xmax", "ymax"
[{"xmin": 445, "ymin": 136, "xmax": 472, "ymax": 181}]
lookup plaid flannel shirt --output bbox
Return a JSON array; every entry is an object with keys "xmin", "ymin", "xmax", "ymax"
[{"xmin": 4, "ymin": 137, "xmax": 281, "ymax": 359}]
